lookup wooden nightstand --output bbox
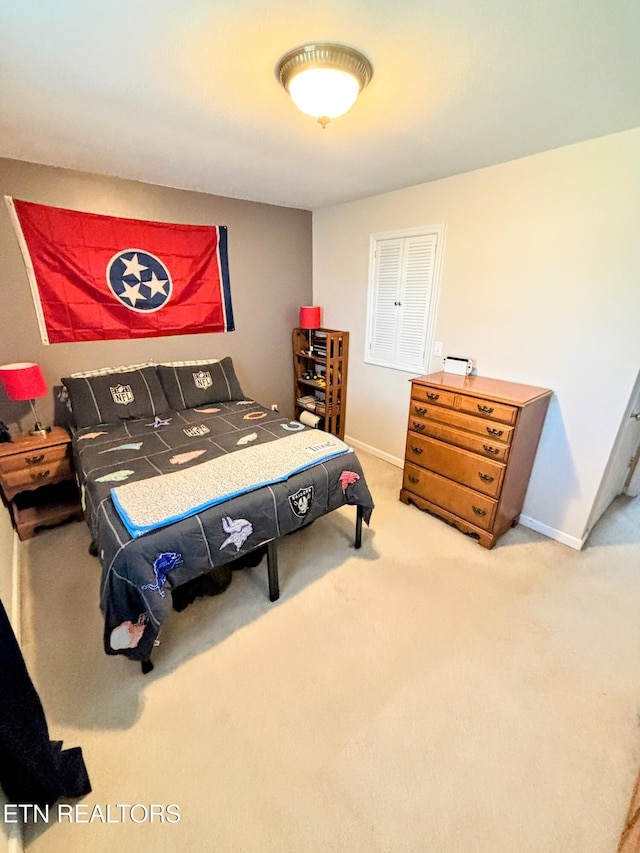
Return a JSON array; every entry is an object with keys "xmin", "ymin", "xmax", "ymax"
[{"xmin": 0, "ymin": 426, "xmax": 83, "ymax": 540}]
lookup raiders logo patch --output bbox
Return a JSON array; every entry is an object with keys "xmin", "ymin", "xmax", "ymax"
[{"xmin": 288, "ymin": 485, "xmax": 314, "ymax": 518}]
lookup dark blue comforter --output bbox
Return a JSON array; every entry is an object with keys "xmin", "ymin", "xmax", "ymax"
[{"xmin": 73, "ymin": 399, "xmax": 374, "ymax": 663}]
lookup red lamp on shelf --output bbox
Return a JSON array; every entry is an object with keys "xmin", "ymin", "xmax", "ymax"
[
  {"xmin": 0, "ymin": 362, "xmax": 51, "ymax": 437},
  {"xmin": 300, "ymin": 305, "xmax": 321, "ymax": 354}
]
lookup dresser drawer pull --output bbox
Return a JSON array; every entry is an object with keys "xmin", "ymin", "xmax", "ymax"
[
  {"xmin": 25, "ymin": 454, "xmax": 45, "ymax": 465},
  {"xmin": 408, "ymin": 475, "xmax": 420, "ymax": 484},
  {"xmin": 412, "ymin": 422, "xmax": 426, "ymax": 432},
  {"xmin": 410, "ymin": 445, "xmax": 423, "ymax": 455},
  {"xmin": 483, "ymin": 445, "xmax": 499, "ymax": 455},
  {"xmin": 486, "ymin": 427, "xmax": 504, "ymax": 437},
  {"xmin": 478, "ymin": 472, "xmax": 495, "ymax": 483},
  {"xmin": 30, "ymin": 469, "xmax": 50, "ymax": 481},
  {"xmin": 413, "ymin": 406, "xmax": 427, "ymax": 416},
  {"xmin": 426, "ymin": 392, "xmax": 439, "ymax": 401},
  {"xmin": 472, "ymin": 506, "xmax": 487, "ymax": 517},
  {"xmin": 477, "ymin": 404, "xmax": 494, "ymax": 414}
]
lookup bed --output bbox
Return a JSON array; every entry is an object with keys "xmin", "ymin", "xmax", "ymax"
[{"xmin": 62, "ymin": 359, "xmax": 374, "ymax": 671}]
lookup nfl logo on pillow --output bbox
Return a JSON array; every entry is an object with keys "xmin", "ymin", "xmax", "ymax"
[
  {"xmin": 193, "ymin": 370, "xmax": 213, "ymax": 390},
  {"xmin": 110, "ymin": 384, "xmax": 135, "ymax": 405}
]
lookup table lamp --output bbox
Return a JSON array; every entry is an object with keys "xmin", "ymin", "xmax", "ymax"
[
  {"xmin": 300, "ymin": 306, "xmax": 321, "ymax": 354},
  {"xmin": 0, "ymin": 362, "xmax": 51, "ymax": 437}
]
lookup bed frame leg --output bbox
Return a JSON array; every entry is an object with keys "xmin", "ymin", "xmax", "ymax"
[
  {"xmin": 141, "ymin": 659, "xmax": 154, "ymax": 675},
  {"xmin": 355, "ymin": 505, "xmax": 363, "ymax": 549},
  {"xmin": 267, "ymin": 539, "xmax": 279, "ymax": 602}
]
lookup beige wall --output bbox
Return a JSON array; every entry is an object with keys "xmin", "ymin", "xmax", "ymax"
[
  {"xmin": 313, "ymin": 128, "xmax": 640, "ymax": 548},
  {"xmin": 0, "ymin": 159, "xmax": 312, "ymax": 430}
]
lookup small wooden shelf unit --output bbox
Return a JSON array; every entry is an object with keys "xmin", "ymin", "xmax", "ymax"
[{"xmin": 292, "ymin": 327, "xmax": 349, "ymax": 439}]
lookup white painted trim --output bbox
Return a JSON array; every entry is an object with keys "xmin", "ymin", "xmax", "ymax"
[
  {"xmin": 519, "ymin": 514, "xmax": 585, "ymax": 550},
  {"xmin": 345, "ymin": 434, "xmax": 404, "ymax": 469},
  {"xmin": 345, "ymin": 437, "xmax": 584, "ymax": 549},
  {"xmin": 7, "ymin": 825, "xmax": 24, "ymax": 853},
  {"xmin": 346, "ymin": 437, "xmax": 583, "ymax": 549},
  {"xmin": 364, "ymin": 224, "xmax": 445, "ymax": 374}
]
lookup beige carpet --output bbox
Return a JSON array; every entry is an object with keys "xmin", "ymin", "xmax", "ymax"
[{"xmin": 17, "ymin": 452, "xmax": 640, "ymax": 852}]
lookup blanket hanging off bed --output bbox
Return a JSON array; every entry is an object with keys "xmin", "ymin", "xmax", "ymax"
[{"xmin": 111, "ymin": 429, "xmax": 351, "ymax": 537}]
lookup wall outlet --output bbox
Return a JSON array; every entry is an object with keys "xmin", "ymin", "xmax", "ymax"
[
  {"xmin": 433, "ymin": 341, "xmax": 443, "ymax": 357},
  {"xmin": 271, "ymin": 403, "xmax": 279, "ymax": 412}
]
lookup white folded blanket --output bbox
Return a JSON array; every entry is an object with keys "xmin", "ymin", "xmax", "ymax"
[{"xmin": 111, "ymin": 429, "xmax": 350, "ymax": 537}]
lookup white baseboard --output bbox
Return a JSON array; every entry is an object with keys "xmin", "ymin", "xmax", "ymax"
[
  {"xmin": 344, "ymin": 435, "xmax": 404, "ymax": 469},
  {"xmin": 8, "ymin": 827, "xmax": 23, "ymax": 853},
  {"xmin": 519, "ymin": 514, "xmax": 585, "ymax": 550},
  {"xmin": 345, "ymin": 436, "xmax": 583, "ymax": 550}
]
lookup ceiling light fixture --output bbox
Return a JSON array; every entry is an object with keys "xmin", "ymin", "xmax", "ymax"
[{"xmin": 275, "ymin": 43, "xmax": 373, "ymax": 129}]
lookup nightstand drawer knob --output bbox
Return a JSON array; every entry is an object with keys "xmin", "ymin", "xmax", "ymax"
[
  {"xmin": 472, "ymin": 506, "xmax": 487, "ymax": 516},
  {"xmin": 410, "ymin": 445, "xmax": 423, "ymax": 455},
  {"xmin": 25, "ymin": 454, "xmax": 45, "ymax": 465},
  {"xmin": 413, "ymin": 406, "xmax": 427, "ymax": 416},
  {"xmin": 483, "ymin": 445, "xmax": 499, "ymax": 455},
  {"xmin": 426, "ymin": 392, "xmax": 439, "ymax": 401},
  {"xmin": 412, "ymin": 422, "xmax": 426, "ymax": 431},
  {"xmin": 408, "ymin": 475, "xmax": 419, "ymax": 484},
  {"xmin": 30, "ymin": 469, "xmax": 50, "ymax": 481},
  {"xmin": 477, "ymin": 404, "xmax": 494, "ymax": 414},
  {"xmin": 478, "ymin": 472, "xmax": 495, "ymax": 483}
]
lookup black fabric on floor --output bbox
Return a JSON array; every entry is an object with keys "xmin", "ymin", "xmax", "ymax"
[
  {"xmin": 171, "ymin": 563, "xmax": 233, "ymax": 612},
  {"xmin": 0, "ymin": 596, "xmax": 91, "ymax": 807}
]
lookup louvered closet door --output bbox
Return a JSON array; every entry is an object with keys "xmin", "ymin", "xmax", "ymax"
[
  {"xmin": 367, "ymin": 231, "xmax": 440, "ymax": 373},
  {"xmin": 396, "ymin": 233, "xmax": 438, "ymax": 371},
  {"xmin": 369, "ymin": 238, "xmax": 403, "ymax": 364}
]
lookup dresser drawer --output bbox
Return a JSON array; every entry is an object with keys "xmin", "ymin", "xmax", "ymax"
[
  {"xmin": 0, "ymin": 442, "xmax": 69, "ymax": 473},
  {"xmin": 456, "ymin": 394, "xmax": 518, "ymax": 425},
  {"xmin": 408, "ymin": 403, "xmax": 515, "ymax": 444},
  {"xmin": 0, "ymin": 457, "xmax": 72, "ymax": 493},
  {"xmin": 412, "ymin": 386, "xmax": 457, "ymax": 409},
  {"xmin": 406, "ymin": 418, "xmax": 510, "ymax": 462},
  {"xmin": 403, "ymin": 463, "xmax": 497, "ymax": 531},
  {"xmin": 405, "ymin": 435, "xmax": 504, "ymax": 498}
]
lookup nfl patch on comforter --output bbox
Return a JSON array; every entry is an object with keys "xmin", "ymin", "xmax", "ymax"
[{"xmin": 111, "ymin": 430, "xmax": 350, "ymax": 537}]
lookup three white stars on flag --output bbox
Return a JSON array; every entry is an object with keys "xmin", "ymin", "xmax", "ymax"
[{"xmin": 119, "ymin": 253, "xmax": 169, "ymax": 306}]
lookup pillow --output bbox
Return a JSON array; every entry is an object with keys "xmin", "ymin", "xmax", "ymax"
[
  {"xmin": 62, "ymin": 366, "xmax": 170, "ymax": 428},
  {"xmin": 68, "ymin": 362, "xmax": 156, "ymax": 379},
  {"xmin": 156, "ymin": 357, "xmax": 245, "ymax": 410}
]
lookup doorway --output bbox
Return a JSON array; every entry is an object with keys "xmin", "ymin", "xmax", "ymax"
[{"xmin": 584, "ymin": 368, "xmax": 640, "ymax": 544}]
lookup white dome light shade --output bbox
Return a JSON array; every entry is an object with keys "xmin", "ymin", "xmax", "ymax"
[
  {"xmin": 276, "ymin": 43, "xmax": 373, "ymax": 128},
  {"xmin": 288, "ymin": 68, "xmax": 361, "ymax": 121}
]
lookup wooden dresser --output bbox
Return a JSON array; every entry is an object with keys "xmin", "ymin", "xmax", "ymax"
[
  {"xmin": 400, "ymin": 372, "xmax": 552, "ymax": 548},
  {"xmin": 0, "ymin": 426, "xmax": 83, "ymax": 539}
]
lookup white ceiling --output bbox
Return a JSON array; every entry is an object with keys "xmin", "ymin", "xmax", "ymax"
[{"xmin": 1, "ymin": 0, "xmax": 639, "ymax": 210}]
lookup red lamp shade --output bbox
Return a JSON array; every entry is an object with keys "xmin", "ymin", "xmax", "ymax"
[
  {"xmin": 300, "ymin": 306, "xmax": 321, "ymax": 330},
  {"xmin": 0, "ymin": 362, "xmax": 48, "ymax": 401}
]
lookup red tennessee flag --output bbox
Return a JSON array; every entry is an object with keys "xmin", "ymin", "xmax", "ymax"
[{"xmin": 6, "ymin": 197, "xmax": 235, "ymax": 344}]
